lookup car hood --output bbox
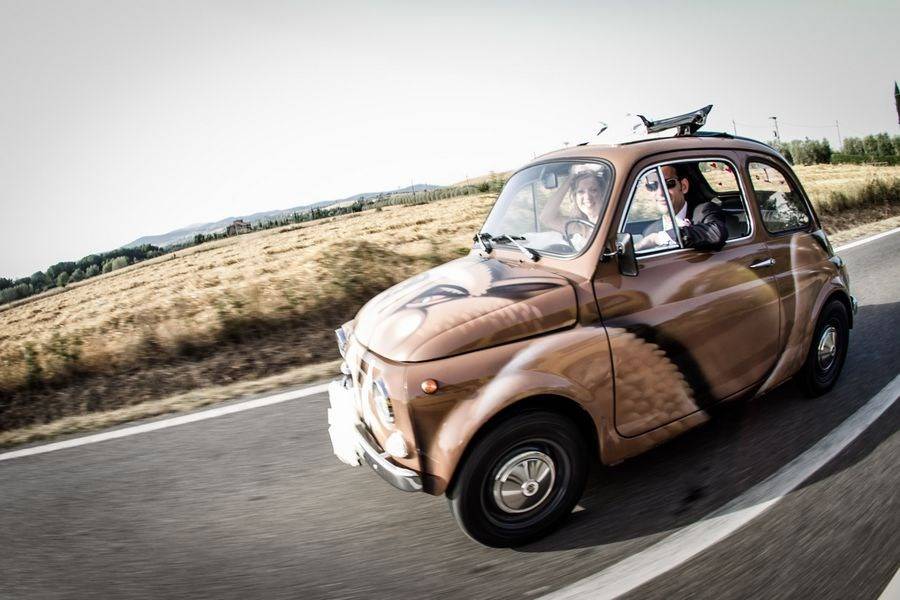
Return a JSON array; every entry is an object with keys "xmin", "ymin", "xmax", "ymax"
[{"xmin": 352, "ymin": 255, "xmax": 577, "ymax": 362}]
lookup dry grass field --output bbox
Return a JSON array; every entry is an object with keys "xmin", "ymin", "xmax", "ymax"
[
  {"xmin": 794, "ymin": 163, "xmax": 900, "ymax": 211},
  {"xmin": 0, "ymin": 194, "xmax": 494, "ymax": 433},
  {"xmin": 0, "ymin": 163, "xmax": 897, "ymax": 441}
]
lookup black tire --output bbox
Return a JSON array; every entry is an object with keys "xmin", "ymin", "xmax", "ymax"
[
  {"xmin": 446, "ymin": 410, "xmax": 588, "ymax": 547},
  {"xmin": 799, "ymin": 299, "xmax": 849, "ymax": 397}
]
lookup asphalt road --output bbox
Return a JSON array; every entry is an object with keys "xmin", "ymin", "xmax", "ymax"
[{"xmin": 2, "ymin": 232, "xmax": 898, "ymax": 600}]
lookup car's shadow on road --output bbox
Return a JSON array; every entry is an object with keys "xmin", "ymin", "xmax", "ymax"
[{"xmin": 519, "ymin": 301, "xmax": 899, "ymax": 553}]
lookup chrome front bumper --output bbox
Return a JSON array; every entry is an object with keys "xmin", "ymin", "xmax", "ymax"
[{"xmin": 326, "ymin": 380, "xmax": 422, "ymax": 493}]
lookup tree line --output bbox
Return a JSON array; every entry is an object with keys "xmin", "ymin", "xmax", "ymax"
[
  {"xmin": 834, "ymin": 133, "xmax": 900, "ymax": 165},
  {"xmin": 1, "ymin": 245, "xmax": 162, "ymax": 305},
  {"xmin": 772, "ymin": 132, "xmax": 900, "ymax": 166}
]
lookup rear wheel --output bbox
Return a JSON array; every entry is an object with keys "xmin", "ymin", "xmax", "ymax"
[
  {"xmin": 447, "ymin": 410, "xmax": 588, "ymax": 547},
  {"xmin": 799, "ymin": 299, "xmax": 849, "ymax": 397}
]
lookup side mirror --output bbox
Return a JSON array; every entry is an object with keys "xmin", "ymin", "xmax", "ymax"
[
  {"xmin": 616, "ymin": 232, "xmax": 639, "ymax": 277},
  {"xmin": 541, "ymin": 172, "xmax": 558, "ymax": 190}
]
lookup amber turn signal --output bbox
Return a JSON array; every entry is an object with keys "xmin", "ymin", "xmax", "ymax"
[{"xmin": 421, "ymin": 379, "xmax": 439, "ymax": 394}]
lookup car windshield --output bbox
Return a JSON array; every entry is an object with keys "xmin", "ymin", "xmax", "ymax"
[{"xmin": 480, "ymin": 161, "xmax": 613, "ymax": 258}]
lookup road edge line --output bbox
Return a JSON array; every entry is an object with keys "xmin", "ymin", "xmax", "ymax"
[
  {"xmin": 878, "ymin": 567, "xmax": 900, "ymax": 600},
  {"xmin": 834, "ymin": 225, "xmax": 900, "ymax": 252},
  {"xmin": 540, "ymin": 373, "xmax": 900, "ymax": 600},
  {"xmin": 0, "ymin": 382, "xmax": 330, "ymax": 462}
]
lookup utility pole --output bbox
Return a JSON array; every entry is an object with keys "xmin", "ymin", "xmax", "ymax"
[
  {"xmin": 732, "ymin": 119, "xmax": 737, "ymax": 135},
  {"xmin": 769, "ymin": 116, "xmax": 780, "ymax": 142},
  {"xmin": 835, "ymin": 120, "xmax": 843, "ymax": 150}
]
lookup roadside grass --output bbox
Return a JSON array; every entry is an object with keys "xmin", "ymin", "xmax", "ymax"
[
  {"xmin": 794, "ymin": 164, "xmax": 900, "ymax": 213},
  {"xmin": 0, "ymin": 164, "xmax": 897, "ymax": 443},
  {"xmin": 0, "ymin": 359, "xmax": 342, "ymax": 448},
  {"xmin": 825, "ymin": 213, "xmax": 900, "ymax": 246}
]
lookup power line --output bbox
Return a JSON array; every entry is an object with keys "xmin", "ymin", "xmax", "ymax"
[{"xmin": 780, "ymin": 121, "xmax": 839, "ymax": 129}]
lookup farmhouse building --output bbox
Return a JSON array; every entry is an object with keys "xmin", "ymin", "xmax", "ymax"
[{"xmin": 226, "ymin": 219, "xmax": 252, "ymax": 236}]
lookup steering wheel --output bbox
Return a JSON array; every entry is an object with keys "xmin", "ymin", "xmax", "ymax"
[{"xmin": 563, "ymin": 218, "xmax": 594, "ymax": 248}]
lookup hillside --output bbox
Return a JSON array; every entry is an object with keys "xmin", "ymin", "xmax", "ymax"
[{"xmin": 125, "ymin": 183, "xmax": 443, "ymax": 248}]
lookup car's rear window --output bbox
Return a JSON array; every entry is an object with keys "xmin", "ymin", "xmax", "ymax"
[
  {"xmin": 748, "ymin": 161, "xmax": 811, "ymax": 233},
  {"xmin": 699, "ymin": 161, "xmax": 740, "ymax": 193}
]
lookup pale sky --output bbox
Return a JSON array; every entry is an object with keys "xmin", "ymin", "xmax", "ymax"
[{"xmin": 1, "ymin": 0, "xmax": 898, "ymax": 278}]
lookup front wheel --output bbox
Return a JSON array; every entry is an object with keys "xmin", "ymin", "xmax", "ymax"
[
  {"xmin": 799, "ymin": 299, "xmax": 849, "ymax": 397},
  {"xmin": 447, "ymin": 410, "xmax": 588, "ymax": 547}
]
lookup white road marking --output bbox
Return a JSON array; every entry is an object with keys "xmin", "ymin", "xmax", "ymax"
[
  {"xmin": 0, "ymin": 383, "xmax": 330, "ymax": 462},
  {"xmin": 540, "ymin": 373, "xmax": 900, "ymax": 600},
  {"xmin": 879, "ymin": 567, "xmax": 900, "ymax": 600},
  {"xmin": 834, "ymin": 226, "xmax": 900, "ymax": 252}
]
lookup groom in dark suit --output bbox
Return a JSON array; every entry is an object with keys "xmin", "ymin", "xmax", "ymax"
[{"xmin": 634, "ymin": 164, "xmax": 727, "ymax": 252}]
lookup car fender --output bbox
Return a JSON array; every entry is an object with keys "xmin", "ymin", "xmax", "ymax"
[
  {"xmin": 755, "ymin": 273, "xmax": 850, "ymax": 397},
  {"xmin": 413, "ymin": 326, "xmax": 614, "ymax": 495}
]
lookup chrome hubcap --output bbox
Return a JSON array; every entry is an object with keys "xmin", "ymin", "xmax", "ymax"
[
  {"xmin": 492, "ymin": 450, "xmax": 556, "ymax": 514},
  {"xmin": 817, "ymin": 325, "xmax": 838, "ymax": 371}
]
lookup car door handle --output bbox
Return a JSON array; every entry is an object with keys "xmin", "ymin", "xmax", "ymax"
[{"xmin": 750, "ymin": 258, "xmax": 776, "ymax": 269}]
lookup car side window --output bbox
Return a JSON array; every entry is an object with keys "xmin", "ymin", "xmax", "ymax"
[
  {"xmin": 622, "ymin": 168, "xmax": 680, "ymax": 255},
  {"xmin": 697, "ymin": 161, "xmax": 750, "ymax": 240},
  {"xmin": 748, "ymin": 161, "xmax": 811, "ymax": 233},
  {"xmin": 621, "ymin": 159, "xmax": 750, "ymax": 254}
]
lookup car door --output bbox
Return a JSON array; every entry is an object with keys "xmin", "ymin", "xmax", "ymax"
[
  {"xmin": 593, "ymin": 153, "xmax": 781, "ymax": 437},
  {"xmin": 743, "ymin": 155, "xmax": 835, "ymax": 390}
]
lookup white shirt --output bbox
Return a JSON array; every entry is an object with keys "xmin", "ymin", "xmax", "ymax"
[{"xmin": 650, "ymin": 204, "xmax": 689, "ymax": 247}]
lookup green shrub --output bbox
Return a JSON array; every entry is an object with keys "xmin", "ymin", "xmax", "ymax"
[
  {"xmin": 820, "ymin": 177, "xmax": 900, "ymax": 214},
  {"xmin": 106, "ymin": 256, "xmax": 129, "ymax": 271},
  {"xmin": 783, "ymin": 138, "xmax": 832, "ymax": 165},
  {"xmin": 30, "ymin": 271, "xmax": 50, "ymax": 292},
  {"xmin": 0, "ymin": 283, "xmax": 33, "ymax": 304},
  {"xmin": 863, "ymin": 135, "xmax": 880, "ymax": 156},
  {"xmin": 22, "ymin": 343, "xmax": 43, "ymax": 387},
  {"xmin": 843, "ymin": 137, "xmax": 865, "ymax": 155},
  {"xmin": 832, "ymin": 153, "xmax": 900, "ymax": 165},
  {"xmin": 770, "ymin": 140, "xmax": 793, "ymax": 164},
  {"xmin": 875, "ymin": 133, "xmax": 894, "ymax": 157},
  {"xmin": 45, "ymin": 332, "xmax": 82, "ymax": 374},
  {"xmin": 837, "ymin": 133, "xmax": 899, "ymax": 162}
]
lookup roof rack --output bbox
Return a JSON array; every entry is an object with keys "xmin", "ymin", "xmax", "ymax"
[{"xmin": 637, "ymin": 105, "xmax": 713, "ymax": 136}]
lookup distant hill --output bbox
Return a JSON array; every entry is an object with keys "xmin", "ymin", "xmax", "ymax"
[{"xmin": 125, "ymin": 183, "xmax": 443, "ymax": 248}]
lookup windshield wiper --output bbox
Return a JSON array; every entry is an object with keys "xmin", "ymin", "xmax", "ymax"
[
  {"xmin": 473, "ymin": 232, "xmax": 493, "ymax": 253},
  {"xmin": 490, "ymin": 233, "xmax": 540, "ymax": 262}
]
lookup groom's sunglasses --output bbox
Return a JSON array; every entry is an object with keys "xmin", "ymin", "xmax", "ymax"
[{"xmin": 645, "ymin": 178, "xmax": 679, "ymax": 193}]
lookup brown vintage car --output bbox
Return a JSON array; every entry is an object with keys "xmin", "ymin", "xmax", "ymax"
[{"xmin": 326, "ymin": 109, "xmax": 856, "ymax": 547}]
